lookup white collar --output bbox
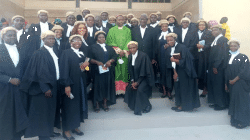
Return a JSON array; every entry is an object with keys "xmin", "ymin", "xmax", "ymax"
[
  {"xmin": 211, "ymin": 34, "xmax": 223, "ymax": 46},
  {"xmin": 118, "ymin": 26, "xmax": 123, "ymax": 29},
  {"xmin": 97, "ymin": 43, "xmax": 107, "ymax": 51},
  {"xmin": 17, "ymin": 29, "xmax": 23, "ymax": 33},
  {"xmin": 71, "ymin": 47, "xmax": 84, "ymax": 57},
  {"xmin": 96, "ymin": 26, "xmax": 103, "ymax": 30},
  {"xmin": 5, "ymin": 43, "xmax": 17, "ymax": 48},
  {"xmin": 67, "ymin": 24, "xmax": 74, "ymax": 28},
  {"xmin": 132, "ymin": 50, "xmax": 138, "ymax": 57},
  {"xmin": 87, "ymin": 26, "xmax": 93, "ymax": 29},
  {"xmin": 150, "ymin": 22, "xmax": 158, "ymax": 28},
  {"xmin": 159, "ymin": 31, "xmax": 169, "ymax": 40},
  {"xmin": 44, "ymin": 45, "xmax": 53, "ymax": 51},
  {"xmin": 40, "ymin": 22, "xmax": 48, "ymax": 25}
]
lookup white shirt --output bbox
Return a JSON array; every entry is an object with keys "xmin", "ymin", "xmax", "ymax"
[
  {"xmin": 150, "ymin": 22, "xmax": 158, "ymax": 28},
  {"xmin": 44, "ymin": 45, "xmax": 60, "ymax": 80},
  {"xmin": 66, "ymin": 24, "xmax": 74, "ymax": 37},
  {"xmin": 229, "ymin": 50, "xmax": 240, "ymax": 64},
  {"xmin": 97, "ymin": 43, "xmax": 107, "ymax": 52},
  {"xmin": 5, "ymin": 43, "xmax": 19, "ymax": 67},
  {"xmin": 198, "ymin": 30, "xmax": 204, "ymax": 40},
  {"xmin": 71, "ymin": 47, "xmax": 84, "ymax": 58},
  {"xmin": 96, "ymin": 26, "xmax": 103, "ymax": 31},
  {"xmin": 211, "ymin": 34, "xmax": 223, "ymax": 47},
  {"xmin": 40, "ymin": 22, "xmax": 49, "ymax": 35},
  {"xmin": 182, "ymin": 28, "xmax": 188, "ymax": 43},
  {"xmin": 132, "ymin": 50, "xmax": 138, "ymax": 66},
  {"xmin": 140, "ymin": 25, "xmax": 148, "ymax": 39},
  {"xmin": 127, "ymin": 23, "xmax": 132, "ymax": 27},
  {"xmin": 17, "ymin": 29, "xmax": 23, "ymax": 43},
  {"xmin": 159, "ymin": 31, "xmax": 169, "ymax": 40},
  {"xmin": 170, "ymin": 42, "xmax": 178, "ymax": 69},
  {"xmin": 102, "ymin": 20, "xmax": 108, "ymax": 28},
  {"xmin": 87, "ymin": 26, "xmax": 93, "ymax": 37},
  {"xmin": 168, "ymin": 25, "xmax": 174, "ymax": 32},
  {"xmin": 82, "ymin": 18, "xmax": 85, "ymax": 22}
]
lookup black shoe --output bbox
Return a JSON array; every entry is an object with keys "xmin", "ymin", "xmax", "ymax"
[
  {"xmin": 200, "ymin": 94, "xmax": 206, "ymax": 98},
  {"xmin": 214, "ymin": 105, "xmax": 226, "ymax": 111},
  {"xmin": 39, "ymin": 136, "xmax": 51, "ymax": 140},
  {"xmin": 72, "ymin": 129, "xmax": 84, "ymax": 136},
  {"xmin": 209, "ymin": 104, "xmax": 215, "ymax": 108},
  {"xmin": 50, "ymin": 132, "xmax": 61, "ymax": 137},
  {"xmin": 134, "ymin": 112, "xmax": 142, "ymax": 116},
  {"xmin": 175, "ymin": 108, "xmax": 183, "ymax": 112},
  {"xmin": 143, "ymin": 105, "xmax": 152, "ymax": 113},
  {"xmin": 235, "ymin": 124, "xmax": 248, "ymax": 129},
  {"xmin": 161, "ymin": 94, "xmax": 167, "ymax": 98},
  {"xmin": 63, "ymin": 133, "xmax": 75, "ymax": 140},
  {"xmin": 102, "ymin": 104, "xmax": 109, "ymax": 112},
  {"xmin": 171, "ymin": 107, "xmax": 178, "ymax": 111},
  {"xmin": 120, "ymin": 94, "xmax": 125, "ymax": 98},
  {"xmin": 168, "ymin": 95, "xmax": 173, "ymax": 100}
]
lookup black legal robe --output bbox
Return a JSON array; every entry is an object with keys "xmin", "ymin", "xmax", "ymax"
[
  {"xmin": 87, "ymin": 27, "xmax": 98, "ymax": 46},
  {"xmin": 95, "ymin": 25, "xmax": 109, "ymax": 35},
  {"xmin": 89, "ymin": 44, "xmax": 117, "ymax": 107},
  {"xmin": 193, "ymin": 29, "xmax": 214, "ymax": 89},
  {"xmin": 165, "ymin": 43, "xmax": 200, "ymax": 111},
  {"xmin": 19, "ymin": 46, "xmax": 58, "ymax": 138},
  {"xmin": 124, "ymin": 51, "xmax": 155, "ymax": 114},
  {"xmin": 60, "ymin": 49, "xmax": 88, "ymax": 131},
  {"xmin": 225, "ymin": 53, "xmax": 250, "ymax": 125},
  {"xmin": 105, "ymin": 22, "xmax": 113, "ymax": 29},
  {"xmin": 0, "ymin": 44, "xmax": 29, "ymax": 140},
  {"xmin": 61, "ymin": 22, "xmax": 70, "ymax": 43},
  {"xmin": 26, "ymin": 23, "xmax": 54, "ymax": 64},
  {"xmin": 207, "ymin": 36, "xmax": 229, "ymax": 108},
  {"xmin": 175, "ymin": 26, "xmax": 197, "ymax": 56},
  {"xmin": 132, "ymin": 26, "xmax": 156, "ymax": 60},
  {"xmin": 53, "ymin": 39, "xmax": 66, "ymax": 58}
]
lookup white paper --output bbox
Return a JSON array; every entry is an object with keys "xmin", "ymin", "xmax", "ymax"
[
  {"xmin": 118, "ymin": 58, "xmax": 124, "ymax": 64},
  {"xmin": 99, "ymin": 65, "xmax": 109, "ymax": 74}
]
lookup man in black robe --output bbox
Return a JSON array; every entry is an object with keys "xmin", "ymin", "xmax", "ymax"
[
  {"xmin": 207, "ymin": 25, "xmax": 229, "ymax": 110},
  {"xmin": 61, "ymin": 12, "xmax": 76, "ymax": 43},
  {"xmin": 183, "ymin": 12, "xmax": 197, "ymax": 31},
  {"xmin": 0, "ymin": 27, "xmax": 29, "ymax": 140},
  {"xmin": 95, "ymin": 16, "xmax": 109, "ymax": 34},
  {"xmin": 20, "ymin": 30, "xmax": 60, "ymax": 140},
  {"xmin": 101, "ymin": 11, "xmax": 113, "ymax": 29},
  {"xmin": 86, "ymin": 14, "xmax": 98, "ymax": 46},
  {"xmin": 124, "ymin": 41, "xmax": 154, "ymax": 115}
]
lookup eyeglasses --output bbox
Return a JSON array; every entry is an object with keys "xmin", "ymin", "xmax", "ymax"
[{"xmin": 72, "ymin": 41, "xmax": 82, "ymax": 43}]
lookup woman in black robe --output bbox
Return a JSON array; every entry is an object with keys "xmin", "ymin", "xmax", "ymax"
[
  {"xmin": 165, "ymin": 33, "xmax": 200, "ymax": 112},
  {"xmin": 193, "ymin": 20, "xmax": 214, "ymax": 97},
  {"xmin": 60, "ymin": 35, "xmax": 89, "ymax": 140},
  {"xmin": 124, "ymin": 41, "xmax": 155, "ymax": 116},
  {"xmin": 225, "ymin": 39, "xmax": 250, "ymax": 129},
  {"xmin": 156, "ymin": 20, "xmax": 173, "ymax": 99},
  {"xmin": 166, "ymin": 15, "xmax": 179, "ymax": 33},
  {"xmin": 89, "ymin": 31, "xmax": 117, "ymax": 112}
]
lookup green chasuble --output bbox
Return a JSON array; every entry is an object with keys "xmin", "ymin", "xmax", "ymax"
[{"xmin": 106, "ymin": 25, "xmax": 131, "ymax": 84}]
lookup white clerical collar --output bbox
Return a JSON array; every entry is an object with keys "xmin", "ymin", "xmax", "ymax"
[
  {"xmin": 5, "ymin": 43, "xmax": 17, "ymax": 48},
  {"xmin": 118, "ymin": 26, "xmax": 123, "ymax": 29},
  {"xmin": 132, "ymin": 50, "xmax": 138, "ymax": 66},
  {"xmin": 17, "ymin": 29, "xmax": 23, "ymax": 42},
  {"xmin": 67, "ymin": 24, "xmax": 74, "ymax": 28},
  {"xmin": 150, "ymin": 22, "xmax": 158, "ymax": 28},
  {"xmin": 127, "ymin": 23, "xmax": 132, "ymax": 27}
]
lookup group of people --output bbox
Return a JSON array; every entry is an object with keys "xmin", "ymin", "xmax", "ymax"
[{"xmin": 0, "ymin": 8, "xmax": 250, "ymax": 140}]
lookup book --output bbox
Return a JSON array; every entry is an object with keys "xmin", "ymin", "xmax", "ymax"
[
  {"xmin": 198, "ymin": 40, "xmax": 205, "ymax": 52},
  {"xmin": 173, "ymin": 53, "xmax": 181, "ymax": 60},
  {"xmin": 99, "ymin": 65, "xmax": 109, "ymax": 74}
]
